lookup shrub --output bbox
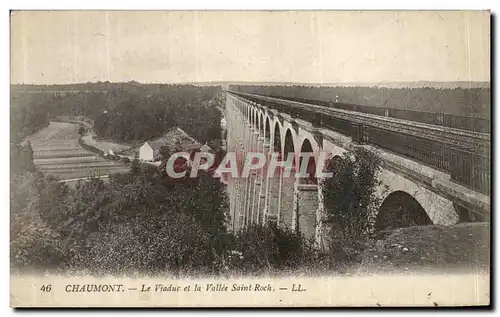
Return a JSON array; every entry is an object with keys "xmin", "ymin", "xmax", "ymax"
[
  {"xmin": 228, "ymin": 224, "xmax": 313, "ymax": 274},
  {"xmin": 70, "ymin": 212, "xmax": 215, "ymax": 276},
  {"xmin": 10, "ymin": 172, "xmax": 71, "ymax": 271},
  {"xmin": 11, "ymin": 212, "xmax": 68, "ymax": 271}
]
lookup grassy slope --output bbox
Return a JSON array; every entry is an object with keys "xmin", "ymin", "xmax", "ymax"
[{"xmin": 357, "ymin": 222, "xmax": 490, "ymax": 275}]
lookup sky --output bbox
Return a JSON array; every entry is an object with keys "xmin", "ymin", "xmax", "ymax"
[{"xmin": 10, "ymin": 10, "xmax": 491, "ymax": 85}]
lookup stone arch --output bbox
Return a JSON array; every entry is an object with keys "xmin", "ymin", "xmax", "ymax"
[
  {"xmin": 264, "ymin": 115, "xmax": 271, "ymax": 141},
  {"xmin": 283, "ymin": 128, "xmax": 296, "ymax": 163},
  {"xmin": 280, "ymin": 128, "xmax": 297, "ymax": 230},
  {"xmin": 375, "ymin": 190, "xmax": 433, "ymax": 231},
  {"xmin": 299, "ymin": 132, "xmax": 321, "ymax": 154},
  {"xmin": 266, "ymin": 120, "xmax": 283, "ymax": 226},
  {"xmin": 254, "ymin": 107, "xmax": 259, "ymax": 126},
  {"xmin": 298, "ymin": 138, "xmax": 317, "ymax": 184},
  {"xmin": 261, "ymin": 114, "xmax": 273, "ymax": 225},
  {"xmin": 453, "ymin": 203, "xmax": 487, "ymax": 222},
  {"xmin": 253, "ymin": 107, "xmax": 258, "ymax": 128},
  {"xmin": 295, "ymin": 137, "xmax": 322, "ymax": 240},
  {"xmin": 320, "ymin": 153, "xmax": 344, "ymax": 174},
  {"xmin": 254, "ymin": 108, "xmax": 258, "ymax": 127},
  {"xmin": 329, "ymin": 155, "xmax": 344, "ymax": 173},
  {"xmin": 253, "ymin": 105, "xmax": 258, "ymax": 128},
  {"xmin": 376, "ymin": 168, "xmax": 458, "ymax": 226},
  {"xmin": 250, "ymin": 107, "xmax": 255, "ymax": 126},
  {"xmin": 254, "ymin": 108, "xmax": 259, "ymax": 131},
  {"xmin": 259, "ymin": 111, "xmax": 265, "ymax": 135},
  {"xmin": 272, "ymin": 120, "xmax": 283, "ymax": 153},
  {"xmin": 322, "ymin": 140, "xmax": 347, "ymax": 160},
  {"xmin": 281, "ymin": 125, "xmax": 298, "ymax": 157}
]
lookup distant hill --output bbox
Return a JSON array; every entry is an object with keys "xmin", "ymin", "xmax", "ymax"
[
  {"xmin": 180, "ymin": 81, "xmax": 490, "ymax": 89},
  {"xmin": 11, "ymin": 80, "xmax": 490, "ymax": 91}
]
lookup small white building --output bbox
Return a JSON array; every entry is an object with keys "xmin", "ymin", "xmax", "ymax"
[
  {"xmin": 139, "ymin": 139, "xmax": 167, "ymax": 162},
  {"xmin": 138, "ymin": 127, "xmax": 204, "ymax": 162}
]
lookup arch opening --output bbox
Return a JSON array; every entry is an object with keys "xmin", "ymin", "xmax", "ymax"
[
  {"xmin": 273, "ymin": 123, "xmax": 282, "ymax": 153},
  {"xmin": 279, "ymin": 129, "xmax": 297, "ymax": 230},
  {"xmin": 375, "ymin": 191, "xmax": 432, "ymax": 231},
  {"xmin": 283, "ymin": 129, "xmax": 295, "ymax": 166},
  {"xmin": 267, "ymin": 122, "xmax": 283, "ymax": 225},
  {"xmin": 324, "ymin": 155, "xmax": 344, "ymax": 179},
  {"xmin": 298, "ymin": 138, "xmax": 317, "ymax": 184},
  {"xmin": 259, "ymin": 113, "xmax": 264, "ymax": 134},
  {"xmin": 265, "ymin": 117, "xmax": 271, "ymax": 141},
  {"xmin": 453, "ymin": 203, "xmax": 488, "ymax": 222}
]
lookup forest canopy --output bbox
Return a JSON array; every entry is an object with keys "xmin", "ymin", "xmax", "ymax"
[{"xmin": 10, "ymin": 83, "xmax": 225, "ymax": 145}]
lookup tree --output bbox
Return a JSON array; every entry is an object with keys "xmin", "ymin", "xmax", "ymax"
[
  {"xmin": 11, "ymin": 141, "xmax": 36, "ymax": 174},
  {"xmin": 10, "ymin": 172, "xmax": 70, "ymax": 270},
  {"xmin": 130, "ymin": 159, "xmax": 142, "ymax": 176},
  {"xmin": 159, "ymin": 145, "xmax": 170, "ymax": 161},
  {"xmin": 320, "ymin": 148, "xmax": 383, "ymax": 262},
  {"xmin": 59, "ymin": 165, "xmax": 231, "ymax": 275}
]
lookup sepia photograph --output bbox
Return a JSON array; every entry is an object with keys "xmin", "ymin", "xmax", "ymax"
[{"xmin": 9, "ymin": 10, "xmax": 491, "ymax": 307}]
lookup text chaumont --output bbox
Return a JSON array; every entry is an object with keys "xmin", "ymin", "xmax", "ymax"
[{"xmin": 65, "ymin": 284, "xmax": 124, "ymax": 292}]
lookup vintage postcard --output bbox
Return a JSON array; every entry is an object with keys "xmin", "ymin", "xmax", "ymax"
[{"xmin": 10, "ymin": 10, "xmax": 490, "ymax": 307}]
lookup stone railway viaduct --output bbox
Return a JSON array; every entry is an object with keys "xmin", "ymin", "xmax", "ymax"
[{"xmin": 224, "ymin": 91, "xmax": 490, "ymax": 247}]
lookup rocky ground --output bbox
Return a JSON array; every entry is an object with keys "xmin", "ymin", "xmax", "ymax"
[{"xmin": 356, "ymin": 222, "xmax": 490, "ymax": 275}]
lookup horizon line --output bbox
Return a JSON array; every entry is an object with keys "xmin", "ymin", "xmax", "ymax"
[{"xmin": 10, "ymin": 80, "xmax": 491, "ymax": 87}]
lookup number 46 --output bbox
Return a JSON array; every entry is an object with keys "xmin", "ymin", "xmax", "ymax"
[{"xmin": 40, "ymin": 284, "xmax": 52, "ymax": 292}]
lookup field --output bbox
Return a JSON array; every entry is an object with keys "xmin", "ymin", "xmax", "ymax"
[
  {"xmin": 28, "ymin": 122, "xmax": 130, "ymax": 180},
  {"xmin": 55, "ymin": 116, "xmax": 133, "ymax": 155},
  {"xmin": 81, "ymin": 134, "xmax": 132, "ymax": 154}
]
